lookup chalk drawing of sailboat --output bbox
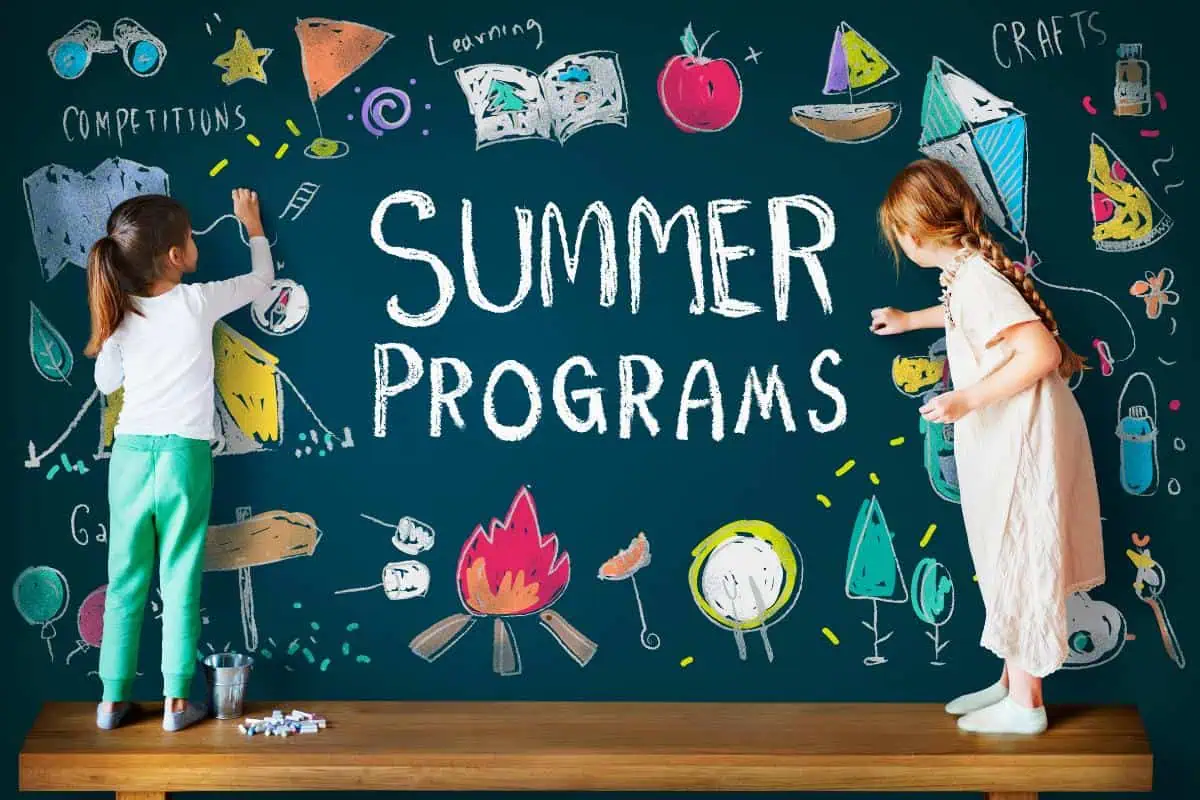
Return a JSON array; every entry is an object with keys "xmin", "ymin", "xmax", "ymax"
[{"xmin": 790, "ymin": 21, "xmax": 901, "ymax": 144}]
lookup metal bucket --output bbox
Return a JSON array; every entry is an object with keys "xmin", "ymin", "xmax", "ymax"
[{"xmin": 202, "ymin": 652, "xmax": 253, "ymax": 719}]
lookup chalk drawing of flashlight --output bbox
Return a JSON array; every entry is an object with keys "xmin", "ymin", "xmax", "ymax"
[
  {"xmin": 48, "ymin": 18, "xmax": 166, "ymax": 80},
  {"xmin": 1116, "ymin": 371, "xmax": 1159, "ymax": 496}
]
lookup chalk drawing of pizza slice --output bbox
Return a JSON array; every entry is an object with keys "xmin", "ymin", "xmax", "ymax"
[
  {"xmin": 23, "ymin": 321, "xmax": 351, "ymax": 471},
  {"xmin": 1089, "ymin": 133, "xmax": 1172, "ymax": 252}
]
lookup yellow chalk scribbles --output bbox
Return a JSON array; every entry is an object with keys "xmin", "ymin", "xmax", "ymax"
[
  {"xmin": 214, "ymin": 321, "xmax": 281, "ymax": 447},
  {"xmin": 1089, "ymin": 133, "xmax": 1172, "ymax": 252},
  {"xmin": 891, "ymin": 354, "xmax": 945, "ymax": 395}
]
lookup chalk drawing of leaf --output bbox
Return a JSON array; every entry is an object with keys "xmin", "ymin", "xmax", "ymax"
[{"xmin": 29, "ymin": 302, "xmax": 73, "ymax": 384}]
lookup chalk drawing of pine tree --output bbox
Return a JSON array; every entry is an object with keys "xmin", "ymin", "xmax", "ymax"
[
  {"xmin": 486, "ymin": 79, "xmax": 528, "ymax": 113},
  {"xmin": 845, "ymin": 496, "xmax": 908, "ymax": 666}
]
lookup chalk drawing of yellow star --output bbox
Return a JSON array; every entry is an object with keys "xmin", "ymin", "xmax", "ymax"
[{"xmin": 213, "ymin": 29, "xmax": 272, "ymax": 85}]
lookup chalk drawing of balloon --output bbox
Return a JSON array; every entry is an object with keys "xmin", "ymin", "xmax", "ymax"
[
  {"xmin": 66, "ymin": 584, "xmax": 107, "ymax": 664},
  {"xmin": 688, "ymin": 520, "xmax": 802, "ymax": 663},
  {"xmin": 910, "ymin": 557, "xmax": 954, "ymax": 666},
  {"xmin": 1062, "ymin": 590, "xmax": 1127, "ymax": 669},
  {"xmin": 12, "ymin": 566, "xmax": 70, "ymax": 661},
  {"xmin": 361, "ymin": 86, "xmax": 412, "ymax": 137},
  {"xmin": 251, "ymin": 279, "xmax": 310, "ymax": 336}
]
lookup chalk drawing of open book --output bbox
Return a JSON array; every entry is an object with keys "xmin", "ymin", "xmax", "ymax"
[
  {"xmin": 24, "ymin": 321, "xmax": 352, "ymax": 471},
  {"xmin": 456, "ymin": 50, "xmax": 628, "ymax": 149}
]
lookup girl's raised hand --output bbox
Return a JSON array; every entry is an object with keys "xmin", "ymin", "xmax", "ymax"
[
  {"xmin": 870, "ymin": 307, "xmax": 910, "ymax": 335},
  {"xmin": 232, "ymin": 188, "xmax": 265, "ymax": 238}
]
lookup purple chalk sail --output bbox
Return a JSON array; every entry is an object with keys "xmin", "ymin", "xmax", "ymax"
[{"xmin": 823, "ymin": 27, "xmax": 850, "ymax": 95}]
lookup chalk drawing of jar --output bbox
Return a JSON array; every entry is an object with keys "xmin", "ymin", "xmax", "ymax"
[{"xmin": 1116, "ymin": 371, "xmax": 1159, "ymax": 495}]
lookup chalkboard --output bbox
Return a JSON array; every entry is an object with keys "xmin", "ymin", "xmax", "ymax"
[{"xmin": 4, "ymin": 0, "xmax": 1195, "ymax": 798}]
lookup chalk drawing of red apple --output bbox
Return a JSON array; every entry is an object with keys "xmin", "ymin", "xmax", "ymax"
[{"xmin": 657, "ymin": 23, "xmax": 743, "ymax": 133}]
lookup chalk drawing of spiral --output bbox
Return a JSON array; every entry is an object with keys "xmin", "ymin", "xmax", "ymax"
[{"xmin": 361, "ymin": 86, "xmax": 412, "ymax": 137}]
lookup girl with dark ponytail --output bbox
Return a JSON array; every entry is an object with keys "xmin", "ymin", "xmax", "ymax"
[
  {"xmin": 871, "ymin": 159, "xmax": 1105, "ymax": 735},
  {"xmin": 86, "ymin": 189, "xmax": 274, "ymax": 732}
]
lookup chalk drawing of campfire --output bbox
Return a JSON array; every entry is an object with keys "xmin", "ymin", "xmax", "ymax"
[{"xmin": 409, "ymin": 487, "xmax": 597, "ymax": 675}]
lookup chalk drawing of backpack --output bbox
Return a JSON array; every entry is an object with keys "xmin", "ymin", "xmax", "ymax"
[
  {"xmin": 891, "ymin": 336, "xmax": 960, "ymax": 504},
  {"xmin": 1116, "ymin": 371, "xmax": 1159, "ymax": 496}
]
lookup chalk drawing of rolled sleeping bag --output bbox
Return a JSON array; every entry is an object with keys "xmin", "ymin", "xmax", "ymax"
[{"xmin": 1116, "ymin": 371, "xmax": 1159, "ymax": 495}]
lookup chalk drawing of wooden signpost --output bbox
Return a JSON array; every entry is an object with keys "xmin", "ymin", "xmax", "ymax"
[{"xmin": 204, "ymin": 506, "xmax": 321, "ymax": 652}]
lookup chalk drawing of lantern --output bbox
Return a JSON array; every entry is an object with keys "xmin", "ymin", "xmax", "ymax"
[
  {"xmin": 891, "ymin": 336, "xmax": 960, "ymax": 504},
  {"xmin": 409, "ymin": 487, "xmax": 597, "ymax": 676}
]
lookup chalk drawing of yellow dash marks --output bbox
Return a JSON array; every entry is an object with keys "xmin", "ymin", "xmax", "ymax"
[
  {"xmin": 12, "ymin": 566, "xmax": 70, "ymax": 662},
  {"xmin": 598, "ymin": 532, "xmax": 661, "ymax": 650},
  {"xmin": 1128, "ymin": 538, "xmax": 1185, "ymax": 669},
  {"xmin": 790, "ymin": 21, "xmax": 901, "ymax": 144},
  {"xmin": 456, "ymin": 51, "xmax": 628, "ymax": 149},
  {"xmin": 23, "ymin": 321, "xmax": 352, "ymax": 471},
  {"xmin": 48, "ymin": 18, "xmax": 165, "ymax": 79},
  {"xmin": 296, "ymin": 18, "xmax": 393, "ymax": 160},
  {"xmin": 1090, "ymin": 133, "xmax": 1172, "ymax": 251},
  {"xmin": 213, "ymin": 29, "xmax": 271, "ymax": 85},
  {"xmin": 1116, "ymin": 371, "xmax": 1160, "ymax": 496},
  {"xmin": 919, "ymin": 57, "xmax": 1027, "ymax": 247},
  {"xmin": 1130, "ymin": 267, "xmax": 1179, "ymax": 320},
  {"xmin": 23, "ymin": 157, "xmax": 170, "ymax": 282},
  {"xmin": 206, "ymin": 507, "xmax": 322, "ymax": 653},
  {"xmin": 29, "ymin": 302, "xmax": 74, "ymax": 384},
  {"xmin": 688, "ymin": 521, "xmax": 802, "ymax": 662},
  {"xmin": 846, "ymin": 496, "xmax": 908, "ymax": 666}
]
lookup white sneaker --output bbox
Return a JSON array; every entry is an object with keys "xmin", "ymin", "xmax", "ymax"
[
  {"xmin": 957, "ymin": 695, "xmax": 1048, "ymax": 735},
  {"xmin": 944, "ymin": 680, "xmax": 1008, "ymax": 715}
]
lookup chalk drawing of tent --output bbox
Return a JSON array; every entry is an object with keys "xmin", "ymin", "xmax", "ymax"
[
  {"xmin": 98, "ymin": 321, "xmax": 289, "ymax": 458},
  {"xmin": 24, "ymin": 321, "xmax": 351, "ymax": 471}
]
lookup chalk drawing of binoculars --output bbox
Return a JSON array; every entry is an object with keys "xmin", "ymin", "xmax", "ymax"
[{"xmin": 48, "ymin": 18, "xmax": 167, "ymax": 79}]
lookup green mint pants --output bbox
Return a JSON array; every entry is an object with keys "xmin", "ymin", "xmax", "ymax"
[{"xmin": 99, "ymin": 435, "xmax": 213, "ymax": 702}]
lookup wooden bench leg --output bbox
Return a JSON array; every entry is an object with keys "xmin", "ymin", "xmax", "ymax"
[
  {"xmin": 985, "ymin": 793, "xmax": 1037, "ymax": 800},
  {"xmin": 117, "ymin": 792, "xmax": 166, "ymax": 800}
]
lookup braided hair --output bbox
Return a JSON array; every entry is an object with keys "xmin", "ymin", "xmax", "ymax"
[{"xmin": 879, "ymin": 159, "xmax": 1087, "ymax": 379}]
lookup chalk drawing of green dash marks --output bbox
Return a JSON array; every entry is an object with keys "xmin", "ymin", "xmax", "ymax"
[
  {"xmin": 29, "ymin": 302, "xmax": 74, "ymax": 384},
  {"xmin": 918, "ymin": 57, "xmax": 1028, "ymax": 247},
  {"xmin": 910, "ymin": 557, "xmax": 953, "ymax": 666},
  {"xmin": 845, "ymin": 496, "xmax": 908, "ymax": 666},
  {"xmin": 455, "ymin": 51, "xmax": 628, "ymax": 149},
  {"xmin": 13, "ymin": 565, "xmax": 70, "ymax": 662},
  {"xmin": 23, "ymin": 157, "xmax": 170, "ymax": 282},
  {"xmin": 48, "ymin": 18, "xmax": 166, "ymax": 80}
]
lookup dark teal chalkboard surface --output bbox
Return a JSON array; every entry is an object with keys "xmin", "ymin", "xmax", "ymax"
[{"xmin": 4, "ymin": 0, "xmax": 1196, "ymax": 797}]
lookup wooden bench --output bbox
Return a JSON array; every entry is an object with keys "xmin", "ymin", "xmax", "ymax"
[{"xmin": 20, "ymin": 701, "xmax": 1151, "ymax": 799}]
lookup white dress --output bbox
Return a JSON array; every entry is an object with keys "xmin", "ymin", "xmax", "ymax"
[{"xmin": 940, "ymin": 250, "xmax": 1106, "ymax": 678}]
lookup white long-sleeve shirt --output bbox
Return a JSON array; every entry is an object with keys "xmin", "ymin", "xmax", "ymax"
[{"xmin": 95, "ymin": 236, "xmax": 274, "ymax": 441}]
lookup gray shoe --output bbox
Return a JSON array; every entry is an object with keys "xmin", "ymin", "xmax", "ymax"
[
  {"xmin": 96, "ymin": 702, "xmax": 132, "ymax": 730},
  {"xmin": 163, "ymin": 702, "xmax": 209, "ymax": 732}
]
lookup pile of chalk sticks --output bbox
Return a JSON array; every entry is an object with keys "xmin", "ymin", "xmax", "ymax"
[{"xmin": 239, "ymin": 709, "xmax": 327, "ymax": 736}]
